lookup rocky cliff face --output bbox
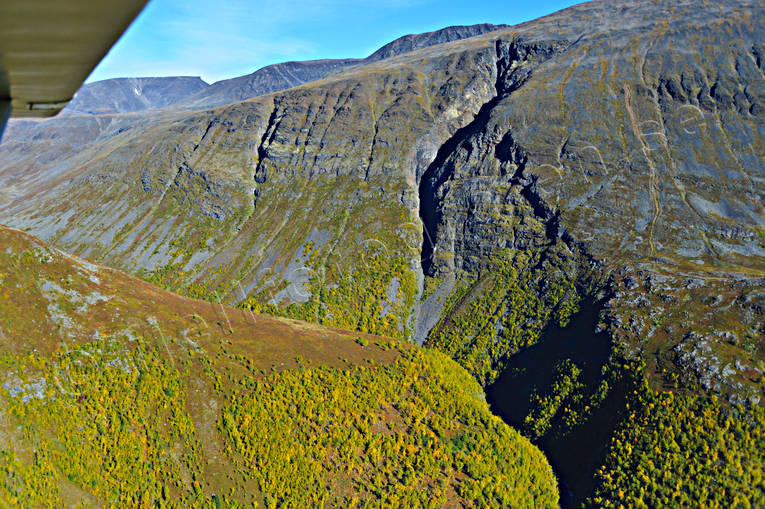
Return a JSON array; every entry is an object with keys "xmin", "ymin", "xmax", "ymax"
[
  {"xmin": 418, "ymin": 0, "xmax": 764, "ymax": 399},
  {"xmin": 0, "ymin": 36, "xmax": 501, "ymax": 338},
  {"xmin": 1, "ymin": 0, "xmax": 763, "ymax": 505},
  {"xmin": 1, "ymin": 1, "xmax": 762, "ymax": 394}
]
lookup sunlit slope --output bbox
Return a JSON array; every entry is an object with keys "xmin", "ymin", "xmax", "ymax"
[
  {"xmin": 0, "ymin": 43, "xmax": 500, "ymax": 339},
  {"xmin": 0, "ymin": 225, "xmax": 558, "ymax": 508},
  {"xmin": 0, "ymin": 1, "xmax": 762, "ymax": 504},
  {"xmin": 0, "ymin": 0, "xmax": 761, "ymax": 357}
]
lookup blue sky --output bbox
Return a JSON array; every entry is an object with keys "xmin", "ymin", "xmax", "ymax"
[{"xmin": 87, "ymin": 0, "xmax": 579, "ymax": 84}]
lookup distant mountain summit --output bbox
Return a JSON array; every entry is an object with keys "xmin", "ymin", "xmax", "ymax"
[
  {"xmin": 63, "ymin": 76, "xmax": 210, "ymax": 115},
  {"xmin": 63, "ymin": 24, "xmax": 508, "ymax": 113},
  {"xmin": 181, "ymin": 59, "xmax": 360, "ymax": 109},
  {"xmin": 184, "ymin": 23, "xmax": 507, "ymax": 108},
  {"xmin": 365, "ymin": 23, "xmax": 507, "ymax": 62}
]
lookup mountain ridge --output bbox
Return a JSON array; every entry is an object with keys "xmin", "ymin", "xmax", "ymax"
[
  {"xmin": 61, "ymin": 23, "xmax": 508, "ymax": 114},
  {"xmin": 0, "ymin": 1, "xmax": 762, "ymax": 506},
  {"xmin": 175, "ymin": 22, "xmax": 509, "ymax": 109},
  {"xmin": 63, "ymin": 76, "xmax": 210, "ymax": 115}
]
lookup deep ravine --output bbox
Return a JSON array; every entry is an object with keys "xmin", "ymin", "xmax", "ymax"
[
  {"xmin": 417, "ymin": 38, "xmax": 565, "ymax": 275},
  {"xmin": 413, "ymin": 36, "xmax": 624, "ymax": 505},
  {"xmin": 486, "ymin": 299, "xmax": 630, "ymax": 508}
]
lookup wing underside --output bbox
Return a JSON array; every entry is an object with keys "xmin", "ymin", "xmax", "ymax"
[{"xmin": 0, "ymin": 0, "xmax": 148, "ymax": 119}]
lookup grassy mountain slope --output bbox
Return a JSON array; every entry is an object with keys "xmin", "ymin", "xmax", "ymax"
[
  {"xmin": 0, "ymin": 0, "xmax": 763, "ymax": 505},
  {"xmin": 1, "ymin": 0, "xmax": 761, "ymax": 393},
  {"xmin": 0, "ymin": 36, "xmax": 502, "ymax": 341},
  {"xmin": 0, "ymin": 225, "xmax": 558, "ymax": 507}
]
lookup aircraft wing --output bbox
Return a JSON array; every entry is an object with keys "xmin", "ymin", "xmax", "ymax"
[{"xmin": 0, "ymin": 0, "xmax": 148, "ymax": 127}]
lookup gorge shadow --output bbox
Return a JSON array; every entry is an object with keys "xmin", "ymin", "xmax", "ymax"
[{"xmin": 486, "ymin": 298, "xmax": 630, "ymax": 508}]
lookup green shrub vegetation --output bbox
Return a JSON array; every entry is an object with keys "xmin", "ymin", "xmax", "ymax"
[
  {"xmin": 241, "ymin": 249, "xmax": 417, "ymax": 340},
  {"xmin": 6, "ymin": 226, "xmax": 761, "ymax": 508},
  {"xmin": 588, "ymin": 379, "xmax": 765, "ymax": 509},
  {"xmin": 424, "ymin": 238, "xmax": 764, "ymax": 508},
  {"xmin": 0, "ymin": 337, "xmax": 217, "ymax": 508},
  {"xmin": 219, "ymin": 347, "xmax": 558, "ymax": 508},
  {"xmin": 0, "ymin": 333, "xmax": 559, "ymax": 508},
  {"xmin": 0, "ymin": 449, "xmax": 60, "ymax": 508},
  {"xmin": 426, "ymin": 251, "xmax": 582, "ymax": 385},
  {"xmin": 523, "ymin": 359, "xmax": 584, "ymax": 440}
]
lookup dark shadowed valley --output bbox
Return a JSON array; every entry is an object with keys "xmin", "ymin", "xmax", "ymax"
[{"xmin": 0, "ymin": 1, "xmax": 762, "ymax": 507}]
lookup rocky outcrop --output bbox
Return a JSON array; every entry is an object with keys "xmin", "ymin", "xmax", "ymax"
[
  {"xmin": 413, "ymin": 1, "xmax": 763, "ymax": 395},
  {"xmin": 0, "ymin": 0, "xmax": 762, "ymax": 399},
  {"xmin": 419, "ymin": 38, "xmax": 570, "ymax": 277},
  {"xmin": 421, "ymin": 1, "xmax": 765, "ymax": 279}
]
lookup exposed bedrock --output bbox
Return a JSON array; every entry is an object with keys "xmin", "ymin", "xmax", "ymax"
[{"xmin": 0, "ymin": 1, "xmax": 762, "ymax": 392}]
